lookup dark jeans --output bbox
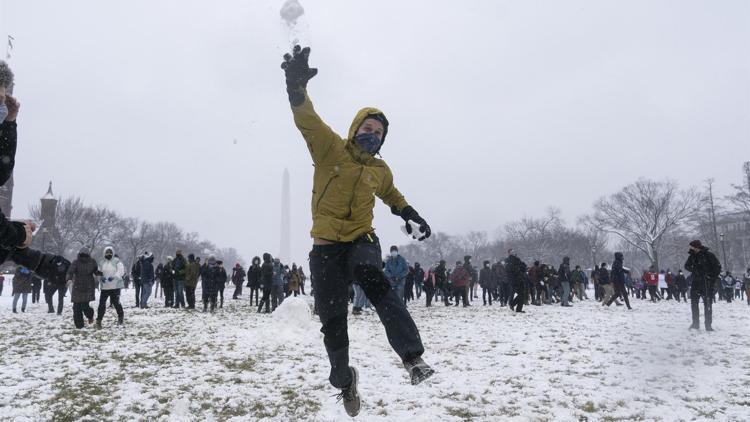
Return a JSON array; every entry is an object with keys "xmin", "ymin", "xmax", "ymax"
[
  {"xmin": 163, "ymin": 283, "xmax": 175, "ymax": 307},
  {"xmin": 45, "ymin": 284, "xmax": 66, "ymax": 314},
  {"xmin": 31, "ymin": 287, "xmax": 41, "ymax": 303},
  {"xmin": 73, "ymin": 302, "xmax": 94, "ymax": 329},
  {"xmin": 185, "ymin": 285, "xmax": 197, "ymax": 308},
  {"xmin": 648, "ymin": 285, "xmax": 660, "ymax": 301},
  {"xmin": 233, "ymin": 282, "xmax": 243, "ymax": 299},
  {"xmin": 424, "ymin": 285, "xmax": 435, "ymax": 307},
  {"xmin": 249, "ymin": 287, "xmax": 260, "ymax": 305},
  {"xmin": 309, "ymin": 233, "xmax": 425, "ymax": 389},
  {"xmin": 510, "ymin": 283, "xmax": 526, "ymax": 312},
  {"xmin": 499, "ymin": 283, "xmax": 512, "ymax": 305},
  {"xmin": 134, "ymin": 281, "xmax": 141, "ymax": 307},
  {"xmin": 97, "ymin": 289, "xmax": 124, "ymax": 322},
  {"xmin": 691, "ymin": 284, "xmax": 713, "ymax": 329},
  {"xmin": 203, "ymin": 293, "xmax": 217, "ymax": 312},
  {"xmin": 258, "ymin": 288, "xmax": 271, "ymax": 313},
  {"xmin": 482, "ymin": 287, "xmax": 493, "ymax": 305},
  {"xmin": 606, "ymin": 281, "xmax": 631, "ymax": 308},
  {"xmin": 218, "ymin": 287, "xmax": 224, "ymax": 308},
  {"xmin": 454, "ymin": 285, "xmax": 469, "ymax": 306}
]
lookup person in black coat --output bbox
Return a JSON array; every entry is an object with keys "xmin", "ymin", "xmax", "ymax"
[
  {"xmin": 231, "ymin": 263, "xmax": 246, "ymax": 300},
  {"xmin": 675, "ymin": 270, "xmax": 688, "ymax": 302},
  {"xmin": 479, "ymin": 260, "xmax": 496, "ymax": 306},
  {"xmin": 131, "ymin": 260, "xmax": 142, "ymax": 308},
  {"xmin": 257, "ymin": 253, "xmax": 274, "ymax": 313},
  {"xmin": 605, "ymin": 252, "xmax": 631, "ymax": 309},
  {"xmin": 216, "ymin": 260, "xmax": 228, "ymax": 308},
  {"xmin": 66, "ymin": 248, "xmax": 100, "ymax": 329},
  {"xmin": 506, "ymin": 249, "xmax": 528, "ymax": 313},
  {"xmin": 161, "ymin": 259, "xmax": 175, "ymax": 308},
  {"xmin": 246, "ymin": 257, "xmax": 262, "ymax": 306},
  {"xmin": 200, "ymin": 256, "xmax": 221, "ymax": 313},
  {"xmin": 685, "ymin": 240, "xmax": 722, "ymax": 331}
]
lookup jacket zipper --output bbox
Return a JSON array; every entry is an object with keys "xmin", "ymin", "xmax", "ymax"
[
  {"xmin": 347, "ymin": 166, "xmax": 365, "ymax": 218},
  {"xmin": 315, "ymin": 174, "xmax": 338, "ymax": 212}
]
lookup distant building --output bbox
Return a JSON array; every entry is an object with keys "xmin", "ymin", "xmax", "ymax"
[{"xmin": 715, "ymin": 211, "xmax": 750, "ymax": 272}]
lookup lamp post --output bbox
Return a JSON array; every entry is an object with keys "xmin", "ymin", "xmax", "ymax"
[{"xmin": 720, "ymin": 233, "xmax": 728, "ymax": 271}]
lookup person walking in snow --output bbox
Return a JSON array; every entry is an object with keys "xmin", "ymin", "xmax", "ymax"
[
  {"xmin": 605, "ymin": 252, "xmax": 631, "ymax": 310},
  {"xmin": 558, "ymin": 257, "xmax": 573, "ymax": 307},
  {"xmin": 172, "ymin": 250, "xmax": 188, "ymax": 308},
  {"xmin": 281, "ymin": 44, "xmax": 434, "ymax": 417},
  {"xmin": 66, "ymin": 248, "xmax": 99, "ymax": 329},
  {"xmin": 215, "ymin": 260, "xmax": 228, "ymax": 308},
  {"xmin": 185, "ymin": 254, "xmax": 200, "ymax": 309},
  {"xmin": 506, "ymin": 249, "xmax": 528, "ymax": 313},
  {"xmin": 450, "ymin": 261, "xmax": 471, "ymax": 307},
  {"xmin": 246, "ymin": 256, "xmax": 262, "ymax": 306},
  {"xmin": 231, "ymin": 263, "xmax": 246, "ymax": 300},
  {"xmin": 12, "ymin": 266, "xmax": 32, "ymax": 313},
  {"xmin": 139, "ymin": 252, "xmax": 155, "ymax": 309},
  {"xmin": 685, "ymin": 240, "xmax": 721, "ymax": 331},
  {"xmin": 479, "ymin": 260, "xmax": 495, "ymax": 306},
  {"xmin": 384, "ymin": 246, "xmax": 409, "ymax": 306},
  {"xmin": 257, "ymin": 253, "xmax": 274, "ymax": 313},
  {"xmin": 96, "ymin": 246, "xmax": 125, "ymax": 327},
  {"xmin": 200, "ymin": 256, "xmax": 221, "ymax": 313}
]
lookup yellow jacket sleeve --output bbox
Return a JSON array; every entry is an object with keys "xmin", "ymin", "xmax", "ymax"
[
  {"xmin": 291, "ymin": 91, "xmax": 342, "ymax": 165},
  {"xmin": 376, "ymin": 164, "xmax": 409, "ymax": 212}
]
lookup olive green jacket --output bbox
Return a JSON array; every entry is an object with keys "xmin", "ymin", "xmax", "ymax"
[{"xmin": 292, "ymin": 91, "xmax": 408, "ymax": 242}]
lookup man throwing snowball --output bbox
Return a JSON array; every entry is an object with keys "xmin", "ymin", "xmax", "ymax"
[{"xmin": 281, "ymin": 45, "xmax": 435, "ymax": 417}]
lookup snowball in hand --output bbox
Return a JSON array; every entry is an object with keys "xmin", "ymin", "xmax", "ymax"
[{"xmin": 280, "ymin": 0, "xmax": 305, "ymax": 26}]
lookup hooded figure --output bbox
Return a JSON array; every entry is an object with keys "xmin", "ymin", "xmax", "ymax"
[
  {"xmin": 66, "ymin": 248, "xmax": 99, "ymax": 328},
  {"xmin": 282, "ymin": 45, "xmax": 433, "ymax": 414},
  {"xmin": 99, "ymin": 246, "xmax": 125, "ymax": 290}
]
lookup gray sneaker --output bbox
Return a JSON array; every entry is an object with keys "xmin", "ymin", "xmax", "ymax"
[
  {"xmin": 404, "ymin": 357, "xmax": 435, "ymax": 385},
  {"xmin": 335, "ymin": 367, "xmax": 360, "ymax": 417}
]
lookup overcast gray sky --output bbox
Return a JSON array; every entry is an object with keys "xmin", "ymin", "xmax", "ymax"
[{"xmin": 1, "ymin": 0, "xmax": 748, "ymax": 264}]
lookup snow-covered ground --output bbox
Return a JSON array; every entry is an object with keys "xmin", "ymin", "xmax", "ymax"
[{"xmin": 1, "ymin": 287, "xmax": 749, "ymax": 421}]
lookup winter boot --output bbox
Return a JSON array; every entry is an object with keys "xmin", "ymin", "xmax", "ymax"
[
  {"xmin": 689, "ymin": 323, "xmax": 699, "ymax": 330},
  {"xmin": 336, "ymin": 367, "xmax": 361, "ymax": 417},
  {"xmin": 351, "ymin": 307, "xmax": 362, "ymax": 316},
  {"xmin": 95, "ymin": 321, "xmax": 102, "ymax": 329},
  {"xmin": 404, "ymin": 357, "xmax": 435, "ymax": 385},
  {"xmin": 117, "ymin": 317, "xmax": 124, "ymax": 325}
]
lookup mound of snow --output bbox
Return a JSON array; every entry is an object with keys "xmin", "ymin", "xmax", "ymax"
[{"xmin": 258, "ymin": 297, "xmax": 319, "ymax": 346}]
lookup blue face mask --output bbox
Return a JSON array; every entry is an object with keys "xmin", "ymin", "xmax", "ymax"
[
  {"xmin": 354, "ymin": 132, "xmax": 382, "ymax": 155},
  {"xmin": 390, "ymin": 251, "xmax": 398, "ymax": 258},
  {"xmin": 0, "ymin": 103, "xmax": 8, "ymax": 123}
]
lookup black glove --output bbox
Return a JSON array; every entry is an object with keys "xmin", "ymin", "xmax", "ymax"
[
  {"xmin": 393, "ymin": 205, "xmax": 432, "ymax": 241},
  {"xmin": 281, "ymin": 45, "xmax": 318, "ymax": 106}
]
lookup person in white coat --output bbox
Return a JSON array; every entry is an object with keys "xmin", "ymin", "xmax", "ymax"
[{"xmin": 96, "ymin": 246, "xmax": 125, "ymax": 328}]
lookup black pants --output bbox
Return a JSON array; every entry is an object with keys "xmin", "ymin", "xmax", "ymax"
[
  {"xmin": 185, "ymin": 285, "xmax": 196, "ymax": 308},
  {"xmin": 724, "ymin": 287, "xmax": 733, "ymax": 303},
  {"xmin": 32, "ymin": 286, "xmax": 41, "ymax": 303},
  {"xmin": 424, "ymin": 285, "xmax": 435, "ymax": 307},
  {"xmin": 482, "ymin": 287, "xmax": 493, "ymax": 305},
  {"xmin": 73, "ymin": 302, "xmax": 94, "ymax": 329},
  {"xmin": 454, "ymin": 285, "xmax": 469, "ymax": 306},
  {"xmin": 499, "ymin": 283, "xmax": 512, "ymax": 306},
  {"xmin": 233, "ymin": 283, "xmax": 242, "ymax": 299},
  {"xmin": 258, "ymin": 288, "xmax": 271, "ymax": 313},
  {"xmin": 691, "ymin": 284, "xmax": 713, "ymax": 329},
  {"xmin": 45, "ymin": 284, "xmax": 66, "ymax": 314},
  {"xmin": 134, "ymin": 281, "xmax": 141, "ymax": 307},
  {"xmin": 163, "ymin": 283, "xmax": 174, "ymax": 307},
  {"xmin": 309, "ymin": 233, "xmax": 425, "ymax": 389},
  {"xmin": 510, "ymin": 283, "xmax": 526, "ymax": 312},
  {"xmin": 648, "ymin": 285, "xmax": 660, "ymax": 301},
  {"xmin": 606, "ymin": 282, "xmax": 631, "ymax": 309},
  {"xmin": 203, "ymin": 293, "xmax": 217, "ymax": 312},
  {"xmin": 249, "ymin": 287, "xmax": 260, "ymax": 305},
  {"xmin": 97, "ymin": 289, "xmax": 124, "ymax": 322},
  {"xmin": 218, "ymin": 287, "xmax": 224, "ymax": 308}
]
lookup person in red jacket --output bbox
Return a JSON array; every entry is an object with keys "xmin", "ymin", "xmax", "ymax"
[
  {"xmin": 644, "ymin": 267, "xmax": 660, "ymax": 302},
  {"xmin": 450, "ymin": 261, "xmax": 471, "ymax": 307}
]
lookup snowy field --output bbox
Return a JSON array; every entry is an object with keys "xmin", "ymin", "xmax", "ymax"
[{"xmin": 1, "ymin": 288, "xmax": 749, "ymax": 422}]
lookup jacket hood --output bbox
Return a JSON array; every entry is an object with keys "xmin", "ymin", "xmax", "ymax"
[
  {"xmin": 614, "ymin": 252, "xmax": 623, "ymax": 261},
  {"xmin": 345, "ymin": 107, "xmax": 389, "ymax": 160},
  {"xmin": 103, "ymin": 246, "xmax": 114, "ymax": 256},
  {"xmin": 262, "ymin": 253, "xmax": 271, "ymax": 262}
]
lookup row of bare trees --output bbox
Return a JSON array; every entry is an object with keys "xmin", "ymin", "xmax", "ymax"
[
  {"xmin": 29, "ymin": 197, "xmax": 243, "ymax": 269},
  {"xmin": 398, "ymin": 166, "xmax": 750, "ymax": 275}
]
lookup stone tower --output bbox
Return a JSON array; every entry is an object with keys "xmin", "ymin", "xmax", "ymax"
[
  {"xmin": 38, "ymin": 181, "xmax": 58, "ymax": 251},
  {"xmin": 280, "ymin": 169, "xmax": 291, "ymax": 263}
]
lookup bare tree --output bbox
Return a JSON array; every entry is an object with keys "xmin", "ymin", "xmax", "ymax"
[
  {"xmin": 75, "ymin": 205, "xmax": 121, "ymax": 254},
  {"xmin": 725, "ymin": 163, "xmax": 750, "ymax": 217},
  {"xmin": 585, "ymin": 179, "xmax": 701, "ymax": 270},
  {"xmin": 112, "ymin": 218, "xmax": 155, "ymax": 269}
]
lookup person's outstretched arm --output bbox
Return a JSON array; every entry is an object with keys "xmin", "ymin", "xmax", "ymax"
[{"xmin": 281, "ymin": 45, "xmax": 340, "ymax": 165}]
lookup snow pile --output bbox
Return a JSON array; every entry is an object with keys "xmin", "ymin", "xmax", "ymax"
[{"xmin": 259, "ymin": 296, "xmax": 318, "ymax": 345}]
